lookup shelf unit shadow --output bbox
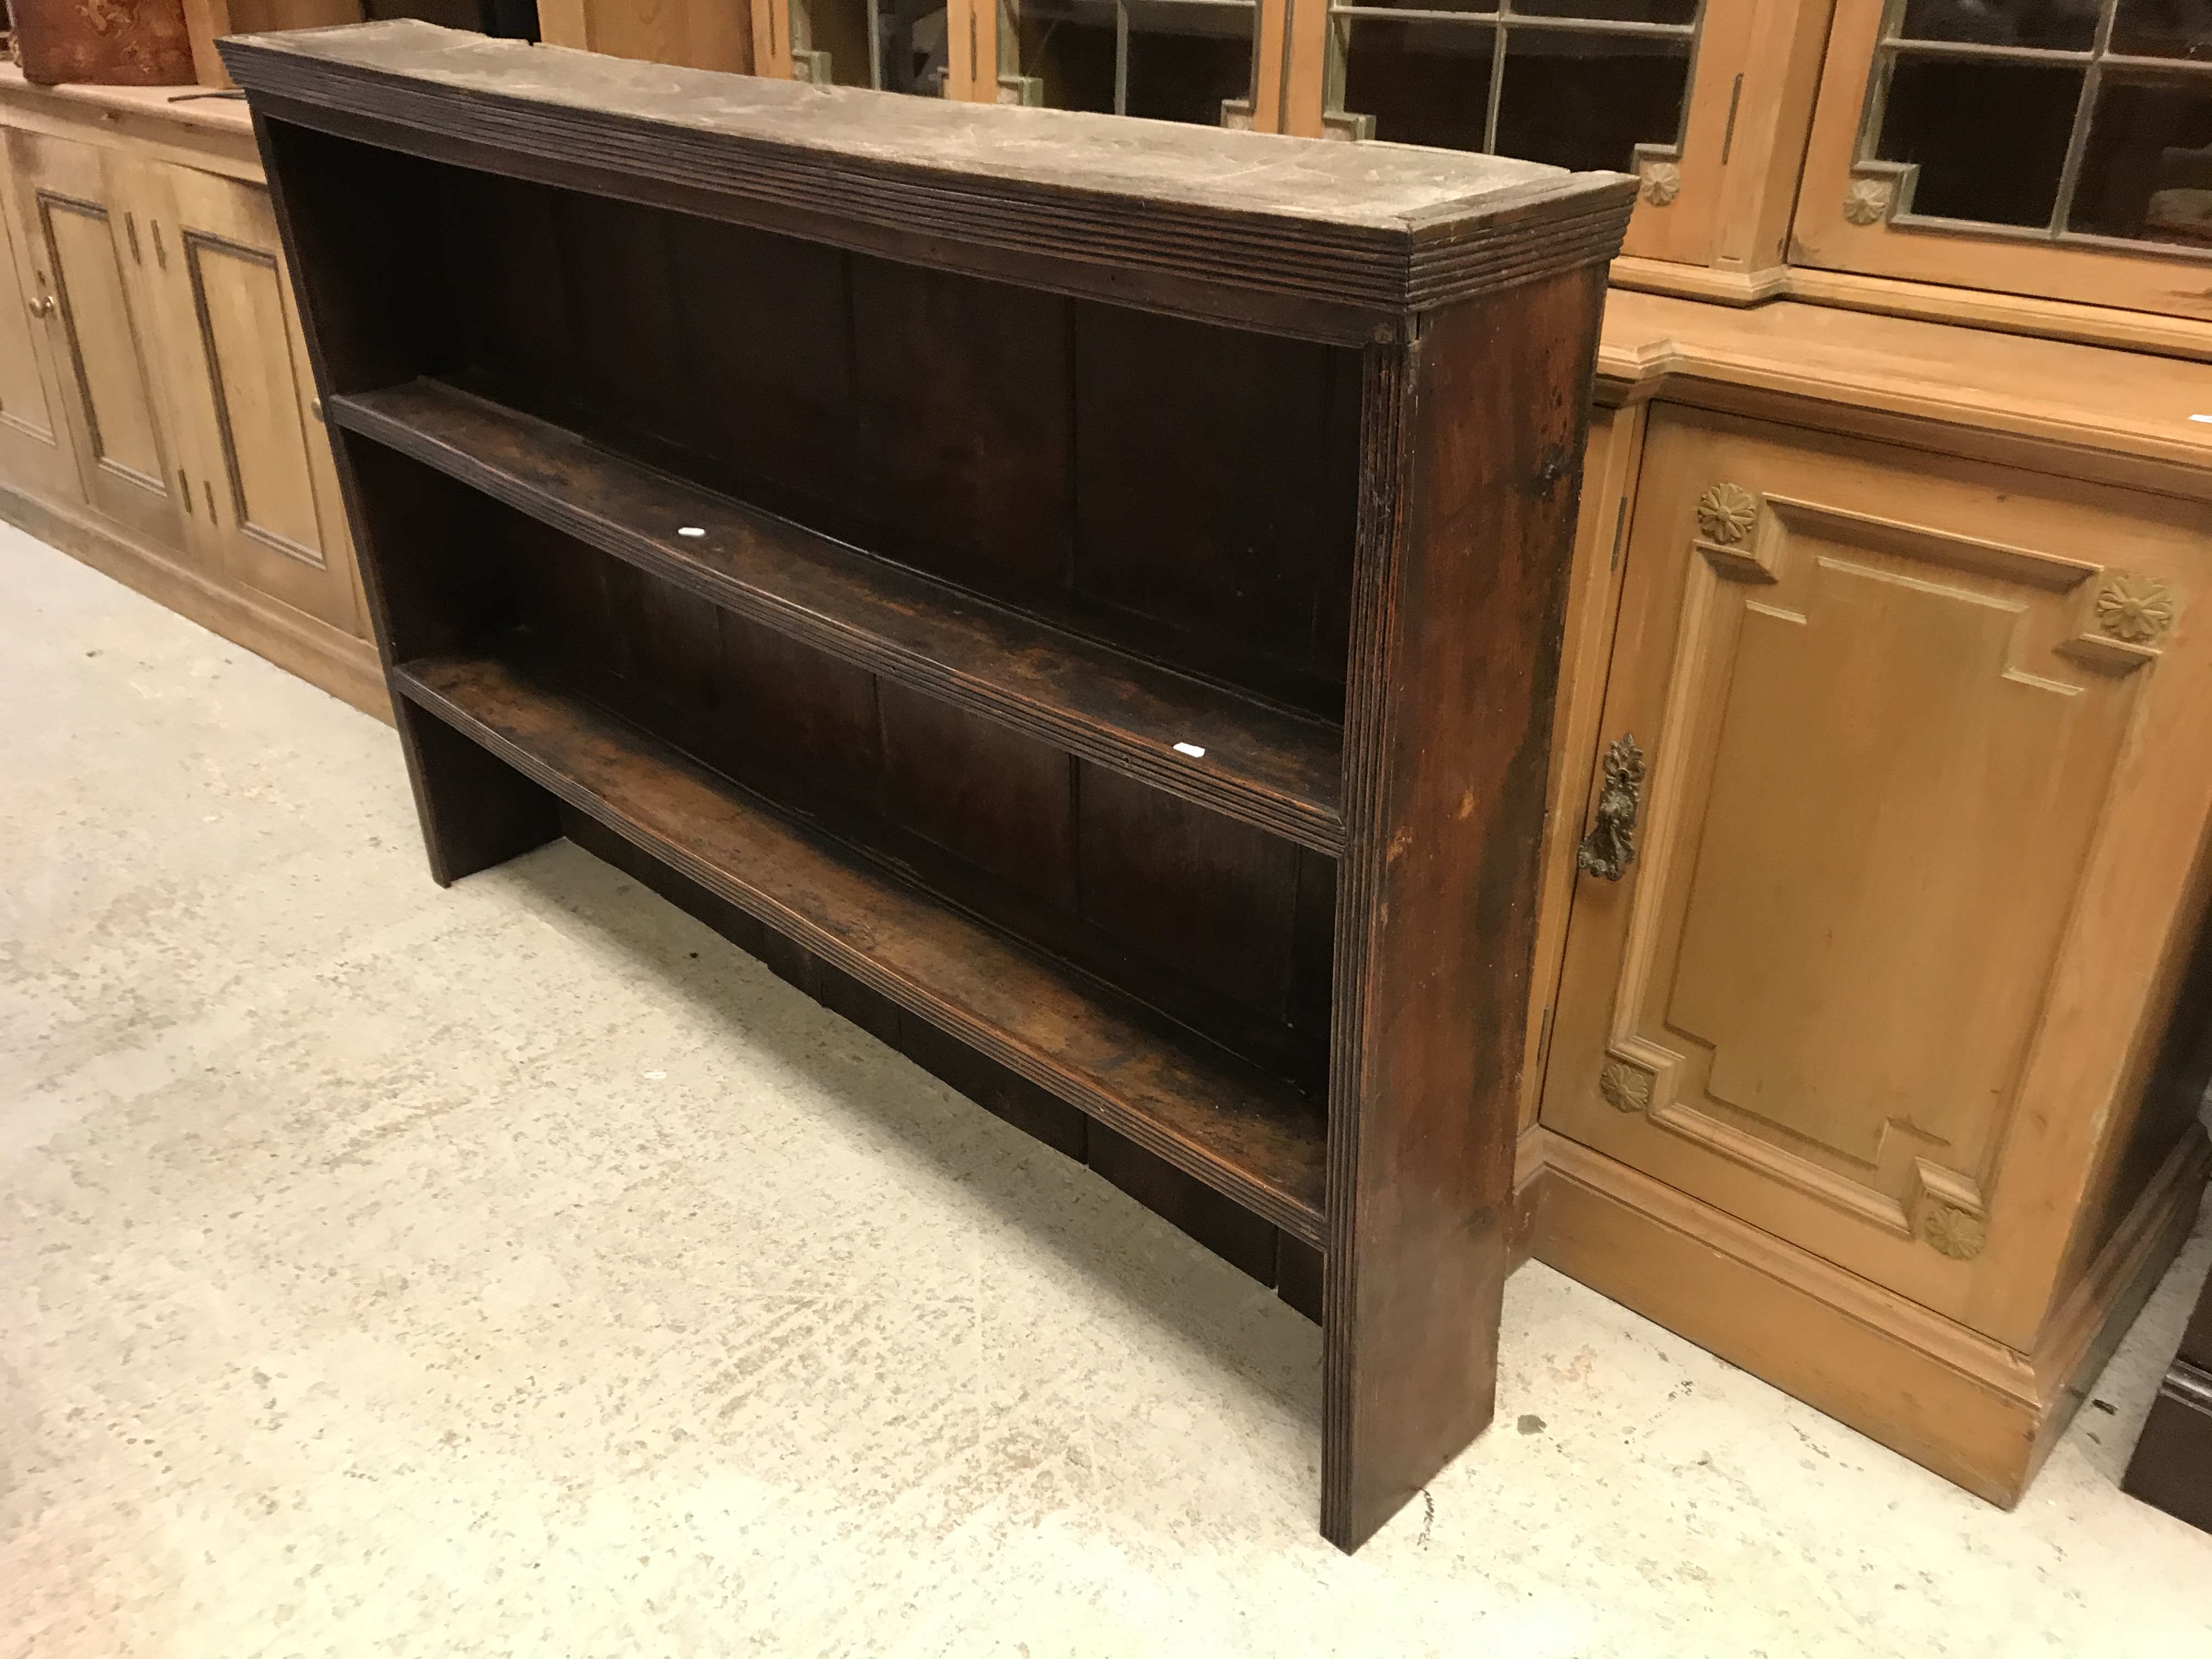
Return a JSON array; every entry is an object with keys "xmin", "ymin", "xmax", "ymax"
[{"xmin": 224, "ymin": 17, "xmax": 1634, "ymax": 1551}]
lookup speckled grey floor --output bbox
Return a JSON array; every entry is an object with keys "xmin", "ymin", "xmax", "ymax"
[{"xmin": 5, "ymin": 520, "xmax": 2210, "ymax": 1658}]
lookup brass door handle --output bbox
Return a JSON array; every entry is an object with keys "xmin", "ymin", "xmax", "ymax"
[
  {"xmin": 26, "ymin": 294, "xmax": 54, "ymax": 318},
  {"xmin": 1576, "ymin": 733, "xmax": 1645, "ymax": 882}
]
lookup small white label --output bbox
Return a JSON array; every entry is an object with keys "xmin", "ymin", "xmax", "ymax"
[
  {"xmin": 677, "ymin": 526, "xmax": 707, "ymax": 538},
  {"xmin": 1173, "ymin": 742, "xmax": 1206, "ymax": 758},
  {"xmin": 644, "ymin": 1070, "xmax": 667, "ymax": 1081},
  {"xmin": 2192, "ymin": 414, "xmax": 2212, "ymax": 425}
]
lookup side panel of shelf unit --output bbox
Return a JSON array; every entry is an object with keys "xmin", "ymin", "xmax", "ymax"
[{"xmin": 1322, "ymin": 264, "xmax": 1611, "ymax": 1551}]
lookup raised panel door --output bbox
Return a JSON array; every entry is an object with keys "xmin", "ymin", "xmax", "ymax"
[
  {"xmin": 3, "ymin": 130, "xmax": 187, "ymax": 552},
  {"xmin": 134, "ymin": 161, "xmax": 363, "ymax": 636},
  {"xmin": 1541, "ymin": 407, "xmax": 2212, "ymax": 1347},
  {"xmin": 0, "ymin": 167, "xmax": 80, "ymax": 505}
]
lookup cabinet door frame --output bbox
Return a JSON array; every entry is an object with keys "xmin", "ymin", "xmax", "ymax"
[
  {"xmin": 0, "ymin": 151, "xmax": 85, "ymax": 506},
  {"xmin": 130, "ymin": 156, "xmax": 363, "ymax": 636},
  {"xmin": 3, "ymin": 128, "xmax": 191, "ymax": 554},
  {"xmin": 1539, "ymin": 403, "xmax": 2212, "ymax": 1350},
  {"xmin": 1518, "ymin": 394, "xmax": 1648, "ymax": 1139},
  {"xmin": 1792, "ymin": 0, "xmax": 2212, "ymax": 332}
]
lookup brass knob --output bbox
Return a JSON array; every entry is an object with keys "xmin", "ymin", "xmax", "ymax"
[{"xmin": 26, "ymin": 294, "xmax": 54, "ymax": 318}]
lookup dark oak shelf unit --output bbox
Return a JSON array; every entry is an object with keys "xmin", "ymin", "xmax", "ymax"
[
  {"xmin": 228, "ymin": 18, "xmax": 1632, "ymax": 1550},
  {"xmin": 335, "ymin": 379, "xmax": 1349, "ymax": 854}
]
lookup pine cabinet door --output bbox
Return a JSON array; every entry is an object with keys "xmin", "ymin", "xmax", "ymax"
[
  {"xmin": 131, "ymin": 160, "xmax": 363, "ymax": 637},
  {"xmin": 1540, "ymin": 406, "xmax": 2212, "ymax": 1348},
  {"xmin": 3, "ymin": 129, "xmax": 188, "ymax": 552},
  {"xmin": 1793, "ymin": 1, "xmax": 2212, "ymax": 329},
  {"xmin": 0, "ymin": 158, "xmax": 81, "ymax": 506}
]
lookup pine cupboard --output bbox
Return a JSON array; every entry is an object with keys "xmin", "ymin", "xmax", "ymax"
[
  {"xmin": 0, "ymin": 71, "xmax": 376, "ymax": 712},
  {"xmin": 1520, "ymin": 287, "xmax": 2212, "ymax": 1503}
]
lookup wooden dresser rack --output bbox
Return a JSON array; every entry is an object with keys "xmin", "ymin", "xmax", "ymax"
[{"xmin": 224, "ymin": 19, "xmax": 1632, "ymax": 1549}]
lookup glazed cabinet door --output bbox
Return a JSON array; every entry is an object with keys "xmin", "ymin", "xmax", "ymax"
[
  {"xmin": 129, "ymin": 160, "xmax": 364, "ymax": 636},
  {"xmin": 1793, "ymin": 0, "xmax": 2212, "ymax": 330},
  {"xmin": 1541, "ymin": 407, "xmax": 2212, "ymax": 1348},
  {"xmin": 1, "ymin": 129, "xmax": 188, "ymax": 552}
]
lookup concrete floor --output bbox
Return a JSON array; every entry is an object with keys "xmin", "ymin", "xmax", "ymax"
[{"xmin": 5, "ymin": 521, "xmax": 2211, "ymax": 1659}]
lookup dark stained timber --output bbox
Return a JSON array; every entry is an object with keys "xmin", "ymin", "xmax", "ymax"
[
  {"xmin": 334, "ymin": 380, "xmax": 1347, "ymax": 853},
  {"xmin": 394, "ymin": 650, "xmax": 1328, "ymax": 1242},
  {"xmin": 233, "ymin": 17, "xmax": 1633, "ymax": 1551}
]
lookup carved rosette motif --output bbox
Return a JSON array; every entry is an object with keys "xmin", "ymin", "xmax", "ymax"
[
  {"xmin": 1843, "ymin": 179, "xmax": 1893, "ymax": 227},
  {"xmin": 1695, "ymin": 483, "xmax": 1759, "ymax": 546},
  {"xmin": 1921, "ymin": 1205, "xmax": 1986, "ymax": 1260},
  {"xmin": 1598, "ymin": 1059, "xmax": 1655, "ymax": 1115},
  {"xmin": 2094, "ymin": 573, "xmax": 2177, "ymax": 645},
  {"xmin": 1639, "ymin": 162, "xmax": 1681, "ymax": 207}
]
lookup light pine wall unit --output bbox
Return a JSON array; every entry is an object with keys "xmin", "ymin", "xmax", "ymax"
[
  {"xmin": 185, "ymin": 1, "xmax": 366, "ymax": 86},
  {"xmin": 185, "ymin": 0, "xmax": 557, "ymax": 89},
  {"xmin": 0, "ymin": 69, "xmax": 379, "ymax": 715}
]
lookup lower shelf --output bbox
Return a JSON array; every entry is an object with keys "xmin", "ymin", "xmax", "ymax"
[{"xmin": 393, "ymin": 651, "xmax": 1329, "ymax": 1245}]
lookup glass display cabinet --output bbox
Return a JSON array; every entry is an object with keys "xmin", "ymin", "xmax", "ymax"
[
  {"xmin": 1321, "ymin": 1, "xmax": 1700, "ymax": 171},
  {"xmin": 743, "ymin": 0, "xmax": 1831, "ymax": 290},
  {"xmin": 1795, "ymin": 0, "xmax": 2212, "ymax": 338},
  {"xmin": 756, "ymin": 0, "xmax": 1266, "ymax": 112},
  {"xmin": 783, "ymin": 0, "xmax": 951, "ymax": 93},
  {"xmin": 997, "ymin": 0, "xmax": 1263, "ymax": 123},
  {"xmin": 1307, "ymin": 0, "xmax": 1822, "ymax": 277}
]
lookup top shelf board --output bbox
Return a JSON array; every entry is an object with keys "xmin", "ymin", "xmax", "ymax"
[
  {"xmin": 218, "ymin": 21, "xmax": 1637, "ymax": 341},
  {"xmin": 334, "ymin": 379, "xmax": 1349, "ymax": 854}
]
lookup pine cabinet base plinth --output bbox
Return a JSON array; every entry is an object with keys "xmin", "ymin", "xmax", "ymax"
[
  {"xmin": 1532, "ymin": 1128, "xmax": 2210, "ymax": 1507},
  {"xmin": 0, "ymin": 458, "xmax": 383, "ymax": 719}
]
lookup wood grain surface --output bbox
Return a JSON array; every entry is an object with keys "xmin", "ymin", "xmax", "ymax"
[
  {"xmin": 394, "ymin": 650, "xmax": 1330, "ymax": 1243},
  {"xmin": 334, "ymin": 379, "xmax": 1347, "ymax": 853},
  {"xmin": 218, "ymin": 21, "xmax": 1634, "ymax": 341}
]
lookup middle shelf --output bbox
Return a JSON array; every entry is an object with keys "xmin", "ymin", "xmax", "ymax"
[
  {"xmin": 393, "ymin": 648, "xmax": 1331, "ymax": 1244},
  {"xmin": 334, "ymin": 380, "xmax": 1348, "ymax": 855}
]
